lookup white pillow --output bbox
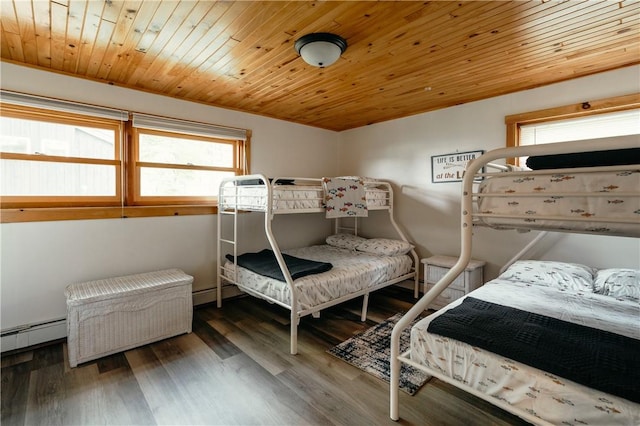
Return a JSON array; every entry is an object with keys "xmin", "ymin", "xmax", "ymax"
[
  {"xmin": 594, "ymin": 269, "xmax": 640, "ymax": 302},
  {"xmin": 325, "ymin": 233, "xmax": 367, "ymax": 251},
  {"xmin": 498, "ymin": 260, "xmax": 595, "ymax": 292},
  {"xmin": 356, "ymin": 238, "xmax": 414, "ymax": 256}
]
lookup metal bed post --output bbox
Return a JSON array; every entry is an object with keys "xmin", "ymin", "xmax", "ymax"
[
  {"xmin": 216, "ymin": 198, "xmax": 223, "ymax": 309},
  {"xmin": 389, "ymin": 160, "xmax": 475, "ymax": 421},
  {"xmin": 391, "ymin": 146, "xmax": 546, "ymax": 420},
  {"xmin": 260, "ymin": 176, "xmax": 300, "ymax": 355},
  {"xmin": 385, "ymin": 181, "xmax": 421, "ymax": 299}
]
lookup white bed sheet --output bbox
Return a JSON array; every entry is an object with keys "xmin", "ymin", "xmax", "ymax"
[
  {"xmin": 477, "ymin": 169, "xmax": 640, "ymax": 236},
  {"xmin": 220, "ymin": 185, "xmax": 388, "ymax": 211},
  {"xmin": 411, "ymin": 279, "xmax": 640, "ymax": 425},
  {"xmin": 223, "ymin": 245, "xmax": 412, "ymax": 310}
]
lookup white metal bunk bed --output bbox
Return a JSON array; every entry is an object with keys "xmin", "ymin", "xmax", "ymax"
[
  {"xmin": 390, "ymin": 138, "xmax": 640, "ymax": 425},
  {"xmin": 216, "ymin": 175, "xmax": 420, "ymax": 355}
]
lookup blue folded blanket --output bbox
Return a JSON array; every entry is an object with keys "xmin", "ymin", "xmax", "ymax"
[{"xmin": 225, "ymin": 249, "xmax": 332, "ymax": 282}]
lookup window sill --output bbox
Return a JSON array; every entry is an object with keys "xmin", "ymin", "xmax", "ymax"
[{"xmin": 1, "ymin": 205, "xmax": 218, "ymax": 223}]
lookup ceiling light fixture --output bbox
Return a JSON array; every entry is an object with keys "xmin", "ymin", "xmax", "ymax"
[{"xmin": 294, "ymin": 33, "xmax": 347, "ymax": 68}]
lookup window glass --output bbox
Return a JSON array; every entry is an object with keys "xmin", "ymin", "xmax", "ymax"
[
  {"xmin": 0, "ymin": 99, "xmax": 249, "ymax": 219},
  {"xmin": 140, "ymin": 168, "xmax": 234, "ymax": 197},
  {"xmin": 0, "ymin": 116, "xmax": 116, "ymax": 159},
  {"xmin": 131, "ymin": 126, "xmax": 245, "ymax": 205},
  {"xmin": 505, "ymin": 94, "xmax": 639, "ymax": 166},
  {"xmin": 520, "ymin": 109, "xmax": 640, "ymax": 146},
  {"xmin": 138, "ymin": 133, "xmax": 234, "ymax": 167},
  {"xmin": 1, "ymin": 159, "xmax": 116, "ymax": 196},
  {"xmin": 0, "ymin": 105, "xmax": 121, "ymax": 207}
]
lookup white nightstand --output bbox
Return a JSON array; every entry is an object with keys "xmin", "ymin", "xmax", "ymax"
[{"xmin": 421, "ymin": 255, "xmax": 486, "ymax": 310}]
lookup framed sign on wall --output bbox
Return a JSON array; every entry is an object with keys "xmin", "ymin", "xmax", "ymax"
[{"xmin": 431, "ymin": 150, "xmax": 484, "ymax": 183}]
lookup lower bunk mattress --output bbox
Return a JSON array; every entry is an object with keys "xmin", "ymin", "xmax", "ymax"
[
  {"xmin": 411, "ymin": 279, "xmax": 640, "ymax": 425},
  {"xmin": 222, "ymin": 245, "xmax": 412, "ymax": 311}
]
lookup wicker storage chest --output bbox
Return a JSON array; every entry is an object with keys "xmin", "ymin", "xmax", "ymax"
[{"xmin": 65, "ymin": 269, "xmax": 193, "ymax": 367}]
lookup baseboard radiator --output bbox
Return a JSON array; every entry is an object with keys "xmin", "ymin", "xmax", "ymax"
[
  {"xmin": 1, "ymin": 318, "xmax": 67, "ymax": 352},
  {"xmin": 1, "ymin": 284, "xmax": 243, "ymax": 353}
]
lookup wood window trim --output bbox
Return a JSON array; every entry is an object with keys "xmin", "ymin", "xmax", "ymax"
[
  {"xmin": 0, "ymin": 102, "xmax": 252, "ymax": 223},
  {"xmin": 1, "ymin": 103, "xmax": 124, "ymax": 211},
  {"xmin": 1, "ymin": 205, "xmax": 218, "ymax": 223},
  {"xmin": 504, "ymin": 93, "xmax": 640, "ymax": 165},
  {"xmin": 127, "ymin": 126, "xmax": 247, "ymax": 206}
]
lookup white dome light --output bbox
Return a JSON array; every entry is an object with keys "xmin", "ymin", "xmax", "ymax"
[{"xmin": 294, "ymin": 33, "xmax": 348, "ymax": 68}]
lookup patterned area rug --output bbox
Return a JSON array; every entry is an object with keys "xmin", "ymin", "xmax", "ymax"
[{"xmin": 327, "ymin": 313, "xmax": 431, "ymax": 395}]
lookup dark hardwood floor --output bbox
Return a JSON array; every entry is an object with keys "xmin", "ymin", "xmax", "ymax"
[{"xmin": 2, "ymin": 287, "xmax": 531, "ymax": 426}]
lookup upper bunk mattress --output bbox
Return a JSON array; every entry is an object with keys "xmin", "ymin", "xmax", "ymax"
[
  {"xmin": 220, "ymin": 185, "xmax": 388, "ymax": 211},
  {"xmin": 222, "ymin": 245, "xmax": 412, "ymax": 310},
  {"xmin": 476, "ymin": 169, "xmax": 640, "ymax": 236},
  {"xmin": 410, "ymin": 279, "xmax": 640, "ymax": 425}
]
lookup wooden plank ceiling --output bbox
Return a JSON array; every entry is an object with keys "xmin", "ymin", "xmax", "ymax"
[{"xmin": 1, "ymin": 1, "xmax": 639, "ymax": 131}]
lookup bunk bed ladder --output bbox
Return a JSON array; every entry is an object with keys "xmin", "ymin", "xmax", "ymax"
[
  {"xmin": 216, "ymin": 187, "xmax": 239, "ymax": 309},
  {"xmin": 333, "ymin": 217, "xmax": 371, "ymax": 320},
  {"xmin": 334, "ymin": 217, "xmax": 359, "ymax": 235}
]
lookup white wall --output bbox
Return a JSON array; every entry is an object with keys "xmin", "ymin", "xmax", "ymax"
[
  {"xmin": 0, "ymin": 62, "xmax": 339, "ymax": 332},
  {"xmin": 2, "ymin": 61, "xmax": 639, "ymax": 342},
  {"xmin": 338, "ymin": 65, "xmax": 640, "ymax": 279}
]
